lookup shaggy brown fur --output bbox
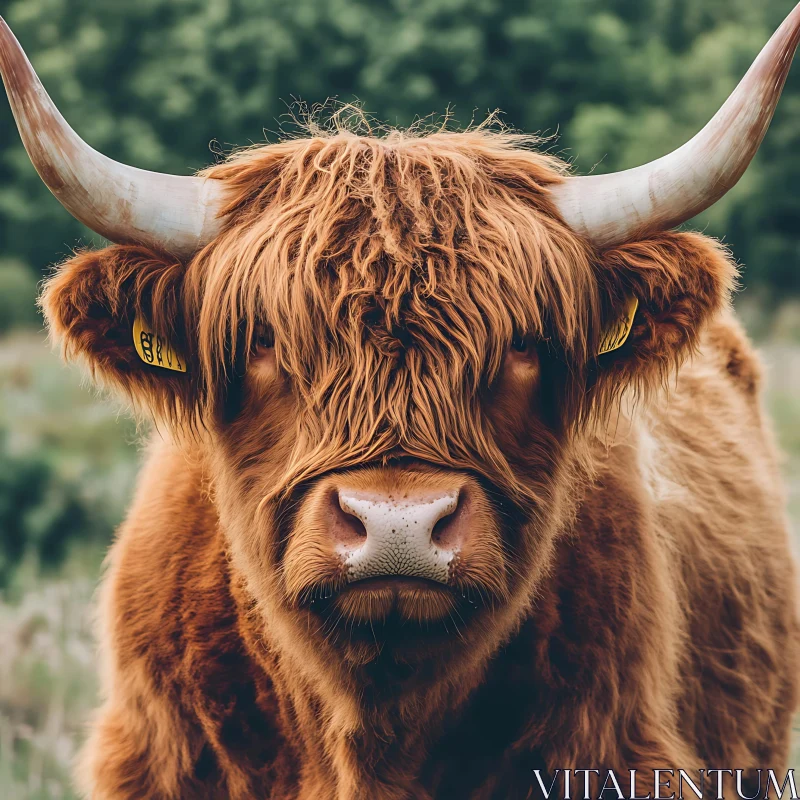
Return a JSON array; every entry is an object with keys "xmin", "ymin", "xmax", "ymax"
[{"xmin": 39, "ymin": 127, "xmax": 799, "ymax": 799}]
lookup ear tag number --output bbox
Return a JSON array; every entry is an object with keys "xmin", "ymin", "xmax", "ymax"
[
  {"xmin": 597, "ymin": 296, "xmax": 638, "ymax": 356},
  {"xmin": 133, "ymin": 315, "xmax": 187, "ymax": 373}
]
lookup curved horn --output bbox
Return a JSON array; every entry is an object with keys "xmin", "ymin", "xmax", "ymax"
[
  {"xmin": 551, "ymin": 2, "xmax": 800, "ymax": 249},
  {"xmin": 0, "ymin": 17, "xmax": 225, "ymax": 258}
]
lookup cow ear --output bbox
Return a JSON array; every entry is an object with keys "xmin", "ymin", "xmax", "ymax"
[
  {"xmin": 39, "ymin": 245, "xmax": 197, "ymax": 421},
  {"xmin": 591, "ymin": 232, "xmax": 737, "ymax": 395}
]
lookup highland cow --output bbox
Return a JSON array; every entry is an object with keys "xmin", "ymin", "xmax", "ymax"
[{"xmin": 1, "ymin": 6, "xmax": 800, "ymax": 800}]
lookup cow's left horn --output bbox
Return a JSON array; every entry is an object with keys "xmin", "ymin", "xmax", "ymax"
[
  {"xmin": 0, "ymin": 18, "xmax": 225, "ymax": 258},
  {"xmin": 551, "ymin": 2, "xmax": 800, "ymax": 249}
]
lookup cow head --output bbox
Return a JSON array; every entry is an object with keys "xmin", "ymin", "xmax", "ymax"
[{"xmin": 2, "ymin": 7, "xmax": 798, "ymax": 686}]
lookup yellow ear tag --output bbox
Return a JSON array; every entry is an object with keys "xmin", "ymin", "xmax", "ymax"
[
  {"xmin": 133, "ymin": 315, "xmax": 187, "ymax": 373},
  {"xmin": 597, "ymin": 296, "xmax": 638, "ymax": 356}
]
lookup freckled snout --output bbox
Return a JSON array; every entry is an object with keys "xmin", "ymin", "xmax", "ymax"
[
  {"xmin": 283, "ymin": 466, "xmax": 508, "ymax": 623},
  {"xmin": 329, "ymin": 489, "xmax": 468, "ymax": 584}
]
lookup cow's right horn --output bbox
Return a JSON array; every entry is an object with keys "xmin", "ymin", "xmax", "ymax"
[
  {"xmin": 0, "ymin": 17, "xmax": 226, "ymax": 259},
  {"xmin": 551, "ymin": 2, "xmax": 800, "ymax": 250}
]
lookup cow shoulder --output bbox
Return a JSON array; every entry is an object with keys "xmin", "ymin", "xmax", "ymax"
[
  {"xmin": 78, "ymin": 436, "xmax": 297, "ymax": 798},
  {"xmin": 636, "ymin": 311, "xmax": 800, "ymax": 767}
]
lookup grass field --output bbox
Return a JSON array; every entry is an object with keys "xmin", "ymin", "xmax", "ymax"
[
  {"xmin": 0, "ymin": 333, "xmax": 136, "ymax": 799},
  {"xmin": 0, "ymin": 328, "xmax": 798, "ymax": 797}
]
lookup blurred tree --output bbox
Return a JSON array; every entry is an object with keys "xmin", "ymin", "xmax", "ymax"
[
  {"xmin": 0, "ymin": 259, "xmax": 41, "ymax": 333},
  {"xmin": 0, "ymin": 332, "xmax": 139, "ymax": 582},
  {"xmin": 0, "ymin": 428, "xmax": 105, "ymax": 585},
  {"xmin": 0, "ymin": 0, "xmax": 798, "ymax": 292}
]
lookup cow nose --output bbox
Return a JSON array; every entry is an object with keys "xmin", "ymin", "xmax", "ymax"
[{"xmin": 332, "ymin": 489, "xmax": 462, "ymax": 584}]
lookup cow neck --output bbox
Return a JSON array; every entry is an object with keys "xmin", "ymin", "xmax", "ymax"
[{"xmin": 231, "ymin": 574, "xmax": 494, "ymax": 798}]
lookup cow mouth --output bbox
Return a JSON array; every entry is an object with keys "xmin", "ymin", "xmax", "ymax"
[
  {"xmin": 307, "ymin": 574, "xmax": 461, "ymax": 624},
  {"xmin": 344, "ymin": 575, "xmax": 448, "ymax": 592},
  {"xmin": 289, "ymin": 551, "xmax": 505, "ymax": 668},
  {"xmin": 299, "ymin": 576, "xmax": 487, "ymax": 666}
]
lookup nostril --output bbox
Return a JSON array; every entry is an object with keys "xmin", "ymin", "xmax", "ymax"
[
  {"xmin": 341, "ymin": 508, "xmax": 368, "ymax": 539},
  {"xmin": 329, "ymin": 490, "xmax": 367, "ymax": 547},
  {"xmin": 431, "ymin": 514, "xmax": 450, "ymax": 544},
  {"xmin": 431, "ymin": 489, "xmax": 466, "ymax": 550}
]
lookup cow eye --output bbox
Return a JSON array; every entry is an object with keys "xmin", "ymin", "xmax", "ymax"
[
  {"xmin": 510, "ymin": 334, "xmax": 528, "ymax": 353},
  {"xmin": 253, "ymin": 323, "xmax": 275, "ymax": 350}
]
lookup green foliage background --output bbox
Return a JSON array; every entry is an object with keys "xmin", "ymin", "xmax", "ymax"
[
  {"xmin": 1, "ymin": 1, "xmax": 800, "ymax": 794},
  {"xmin": 1, "ymin": 0, "xmax": 800, "ymax": 291}
]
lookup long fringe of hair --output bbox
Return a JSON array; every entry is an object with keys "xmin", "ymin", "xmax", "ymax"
[{"xmin": 184, "ymin": 123, "xmax": 604, "ymax": 502}]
